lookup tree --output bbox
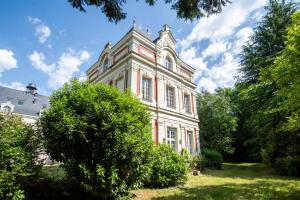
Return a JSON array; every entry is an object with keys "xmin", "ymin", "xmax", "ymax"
[
  {"xmin": 270, "ymin": 11, "xmax": 300, "ymax": 132},
  {"xmin": 260, "ymin": 11, "xmax": 300, "ymax": 176},
  {"xmin": 235, "ymin": 0, "xmax": 296, "ymax": 162},
  {"xmin": 0, "ymin": 115, "xmax": 41, "ymax": 200},
  {"xmin": 40, "ymin": 80, "xmax": 154, "ymax": 199},
  {"xmin": 197, "ymin": 88, "xmax": 237, "ymax": 156},
  {"xmin": 67, "ymin": 0, "xmax": 230, "ymax": 23}
]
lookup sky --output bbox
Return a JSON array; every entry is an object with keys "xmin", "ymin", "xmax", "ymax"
[{"xmin": 0, "ymin": 0, "xmax": 273, "ymax": 95}]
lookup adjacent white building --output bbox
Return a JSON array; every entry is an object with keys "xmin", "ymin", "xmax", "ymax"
[
  {"xmin": 86, "ymin": 24, "xmax": 200, "ymax": 155},
  {"xmin": 0, "ymin": 83, "xmax": 49, "ymax": 124}
]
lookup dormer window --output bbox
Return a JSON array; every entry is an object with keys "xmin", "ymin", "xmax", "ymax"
[
  {"xmin": 103, "ymin": 58, "xmax": 109, "ymax": 71},
  {"xmin": 165, "ymin": 56, "xmax": 172, "ymax": 70},
  {"xmin": 2, "ymin": 105, "xmax": 12, "ymax": 114}
]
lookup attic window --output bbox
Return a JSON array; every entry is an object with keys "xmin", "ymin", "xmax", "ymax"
[
  {"xmin": 103, "ymin": 58, "xmax": 109, "ymax": 71},
  {"xmin": 165, "ymin": 56, "xmax": 172, "ymax": 70},
  {"xmin": 2, "ymin": 105, "xmax": 12, "ymax": 114}
]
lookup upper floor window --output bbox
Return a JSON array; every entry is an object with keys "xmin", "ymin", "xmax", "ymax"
[
  {"xmin": 142, "ymin": 77, "xmax": 152, "ymax": 102},
  {"xmin": 166, "ymin": 86, "xmax": 175, "ymax": 108},
  {"xmin": 165, "ymin": 56, "xmax": 172, "ymax": 70},
  {"xmin": 184, "ymin": 94, "xmax": 191, "ymax": 113},
  {"xmin": 103, "ymin": 58, "xmax": 109, "ymax": 71}
]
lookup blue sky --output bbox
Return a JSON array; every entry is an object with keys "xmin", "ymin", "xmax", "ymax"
[{"xmin": 0, "ymin": 0, "xmax": 279, "ymax": 95}]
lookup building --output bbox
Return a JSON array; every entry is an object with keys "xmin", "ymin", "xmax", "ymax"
[
  {"xmin": 0, "ymin": 83, "xmax": 49, "ymax": 124},
  {"xmin": 86, "ymin": 24, "xmax": 200, "ymax": 155}
]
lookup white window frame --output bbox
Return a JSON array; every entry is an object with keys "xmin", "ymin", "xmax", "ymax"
[
  {"xmin": 166, "ymin": 86, "xmax": 175, "ymax": 108},
  {"xmin": 167, "ymin": 127, "xmax": 176, "ymax": 150},
  {"xmin": 187, "ymin": 131, "xmax": 193, "ymax": 154},
  {"xmin": 184, "ymin": 94, "xmax": 191, "ymax": 113},
  {"xmin": 142, "ymin": 77, "xmax": 152, "ymax": 102},
  {"xmin": 165, "ymin": 56, "xmax": 172, "ymax": 70},
  {"xmin": 103, "ymin": 58, "xmax": 109, "ymax": 71},
  {"xmin": 115, "ymin": 77, "xmax": 124, "ymax": 92}
]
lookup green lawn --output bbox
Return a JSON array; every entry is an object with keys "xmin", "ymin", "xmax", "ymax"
[
  {"xmin": 40, "ymin": 163, "xmax": 300, "ymax": 200},
  {"xmin": 132, "ymin": 163, "xmax": 300, "ymax": 200}
]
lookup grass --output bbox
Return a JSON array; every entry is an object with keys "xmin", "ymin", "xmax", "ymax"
[
  {"xmin": 132, "ymin": 163, "xmax": 300, "ymax": 200},
  {"xmin": 39, "ymin": 163, "xmax": 300, "ymax": 199}
]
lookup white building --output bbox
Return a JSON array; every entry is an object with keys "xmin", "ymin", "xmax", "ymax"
[
  {"xmin": 86, "ymin": 24, "xmax": 200, "ymax": 155},
  {"xmin": 0, "ymin": 83, "xmax": 49, "ymax": 124}
]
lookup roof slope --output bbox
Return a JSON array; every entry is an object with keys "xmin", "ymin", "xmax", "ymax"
[{"xmin": 0, "ymin": 86, "xmax": 49, "ymax": 117}]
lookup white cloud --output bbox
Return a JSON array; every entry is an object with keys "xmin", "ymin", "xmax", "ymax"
[
  {"xmin": 179, "ymin": 0, "xmax": 267, "ymax": 49},
  {"xmin": 201, "ymin": 41, "xmax": 230, "ymax": 59},
  {"xmin": 0, "ymin": 49, "xmax": 18, "ymax": 77},
  {"xmin": 29, "ymin": 50, "xmax": 90, "ymax": 89},
  {"xmin": 232, "ymin": 27, "xmax": 254, "ymax": 54},
  {"xmin": 0, "ymin": 81, "xmax": 26, "ymax": 91},
  {"xmin": 29, "ymin": 51, "xmax": 55, "ymax": 73},
  {"xmin": 28, "ymin": 17, "xmax": 51, "ymax": 44},
  {"xmin": 178, "ymin": 0, "xmax": 268, "ymax": 92},
  {"xmin": 197, "ymin": 53, "xmax": 239, "ymax": 92}
]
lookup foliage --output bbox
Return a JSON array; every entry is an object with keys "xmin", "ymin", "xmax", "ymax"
[
  {"xmin": 40, "ymin": 80, "xmax": 154, "ymax": 199},
  {"xmin": 201, "ymin": 149, "xmax": 223, "ymax": 170},
  {"xmin": 270, "ymin": 11, "xmax": 300, "ymax": 132},
  {"xmin": 180, "ymin": 148, "xmax": 192, "ymax": 169},
  {"xmin": 274, "ymin": 156, "xmax": 300, "ymax": 177},
  {"xmin": 197, "ymin": 88, "xmax": 237, "ymax": 155},
  {"xmin": 67, "ymin": 0, "xmax": 230, "ymax": 23},
  {"xmin": 190, "ymin": 155, "xmax": 204, "ymax": 172},
  {"xmin": 146, "ymin": 144, "xmax": 187, "ymax": 188},
  {"xmin": 259, "ymin": 10, "xmax": 300, "ymax": 176},
  {"xmin": 233, "ymin": 0, "xmax": 297, "ymax": 164},
  {"xmin": 0, "ymin": 114, "xmax": 41, "ymax": 200}
]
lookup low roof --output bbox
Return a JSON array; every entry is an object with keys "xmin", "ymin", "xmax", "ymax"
[{"xmin": 0, "ymin": 86, "xmax": 49, "ymax": 117}]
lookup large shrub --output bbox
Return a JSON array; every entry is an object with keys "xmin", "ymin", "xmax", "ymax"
[
  {"xmin": 275, "ymin": 156, "xmax": 300, "ymax": 177},
  {"xmin": 40, "ymin": 80, "xmax": 154, "ymax": 199},
  {"xmin": 147, "ymin": 144, "xmax": 187, "ymax": 188},
  {"xmin": 0, "ymin": 115, "xmax": 40, "ymax": 200},
  {"xmin": 202, "ymin": 149, "xmax": 223, "ymax": 170}
]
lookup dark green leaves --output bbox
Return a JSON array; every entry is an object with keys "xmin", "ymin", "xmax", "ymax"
[{"xmin": 67, "ymin": 0, "xmax": 230, "ymax": 23}]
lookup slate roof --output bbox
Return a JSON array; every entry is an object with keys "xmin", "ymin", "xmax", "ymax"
[{"xmin": 0, "ymin": 86, "xmax": 49, "ymax": 117}]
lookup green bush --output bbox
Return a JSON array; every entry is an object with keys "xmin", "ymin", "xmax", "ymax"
[
  {"xmin": 180, "ymin": 148, "xmax": 192, "ymax": 169},
  {"xmin": 190, "ymin": 155, "xmax": 204, "ymax": 171},
  {"xmin": 40, "ymin": 80, "xmax": 154, "ymax": 199},
  {"xmin": 147, "ymin": 144, "xmax": 187, "ymax": 188},
  {"xmin": 0, "ymin": 115, "xmax": 41, "ymax": 200},
  {"xmin": 202, "ymin": 149, "xmax": 223, "ymax": 170},
  {"xmin": 275, "ymin": 156, "xmax": 300, "ymax": 176}
]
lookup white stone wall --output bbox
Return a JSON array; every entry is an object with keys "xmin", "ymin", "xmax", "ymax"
[{"xmin": 87, "ymin": 26, "xmax": 200, "ymax": 154}]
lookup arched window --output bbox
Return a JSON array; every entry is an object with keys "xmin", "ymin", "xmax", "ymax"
[
  {"xmin": 103, "ymin": 58, "xmax": 109, "ymax": 71},
  {"xmin": 165, "ymin": 56, "xmax": 172, "ymax": 70}
]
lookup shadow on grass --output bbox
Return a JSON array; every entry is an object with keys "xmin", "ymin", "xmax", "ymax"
[
  {"xmin": 151, "ymin": 181, "xmax": 300, "ymax": 200},
  {"xmin": 23, "ymin": 179, "xmax": 98, "ymax": 200},
  {"xmin": 204, "ymin": 163, "xmax": 298, "ymax": 181}
]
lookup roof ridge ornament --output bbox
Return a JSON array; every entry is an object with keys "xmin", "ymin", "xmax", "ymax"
[{"xmin": 163, "ymin": 24, "xmax": 170, "ymax": 32}]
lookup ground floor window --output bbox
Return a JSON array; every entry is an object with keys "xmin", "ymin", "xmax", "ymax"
[
  {"xmin": 167, "ymin": 127, "xmax": 176, "ymax": 150},
  {"xmin": 187, "ymin": 131, "xmax": 193, "ymax": 154}
]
